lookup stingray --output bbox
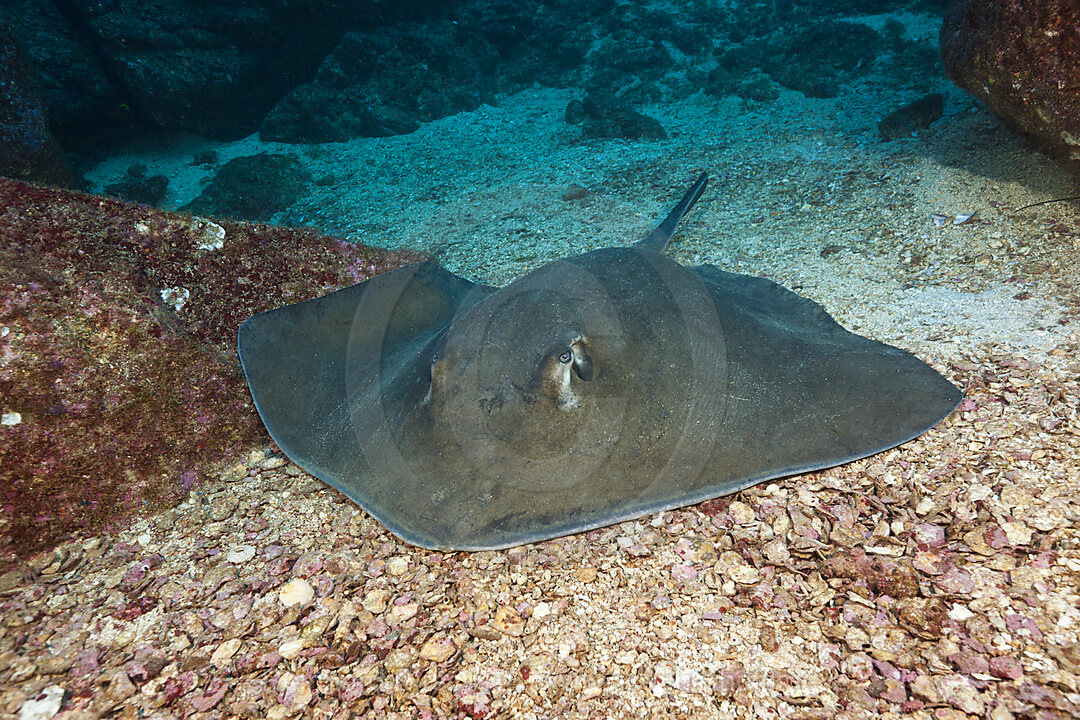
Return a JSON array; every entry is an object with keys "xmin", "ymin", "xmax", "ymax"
[{"xmin": 238, "ymin": 173, "xmax": 962, "ymax": 550}]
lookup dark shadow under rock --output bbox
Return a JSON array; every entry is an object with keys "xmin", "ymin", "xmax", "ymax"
[
  {"xmin": 878, "ymin": 93, "xmax": 945, "ymax": 140},
  {"xmin": 565, "ymin": 94, "xmax": 667, "ymax": 141}
]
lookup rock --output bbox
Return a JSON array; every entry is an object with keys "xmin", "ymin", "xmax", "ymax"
[
  {"xmin": 386, "ymin": 601, "xmax": 418, "ymax": 625},
  {"xmin": 211, "ymin": 638, "xmax": 242, "ymax": 666},
  {"xmin": 279, "ymin": 578, "xmax": 315, "ymax": 608},
  {"xmin": 210, "ymin": 495, "xmax": 240, "ymax": 522},
  {"xmin": 728, "ymin": 502, "xmax": 755, "ymax": 525},
  {"xmin": 936, "ymin": 674, "xmax": 986, "ymax": 715},
  {"xmin": 227, "ymin": 545, "xmax": 256, "ymax": 564},
  {"xmin": 0, "ymin": 177, "xmax": 419, "ymax": 563},
  {"xmin": 493, "ymin": 605, "xmax": 525, "ymax": 636},
  {"xmin": 276, "ymin": 639, "xmax": 304, "ymax": 660},
  {"xmin": 716, "ymin": 20, "xmax": 883, "ymax": 99},
  {"xmin": 989, "ymin": 655, "xmax": 1023, "ymax": 680},
  {"xmin": 362, "ymin": 589, "xmax": 390, "ymax": 614},
  {"xmin": 261, "ymin": 21, "xmax": 496, "ymax": 143},
  {"xmin": 941, "ymin": 0, "xmax": 1080, "ymax": 171},
  {"xmin": 104, "ymin": 165, "xmax": 169, "ymax": 206},
  {"xmin": 573, "ymin": 567, "xmax": 598, "ymax": 583},
  {"xmin": 878, "ymin": 94, "xmax": 945, "ymax": 140},
  {"xmin": 419, "ymin": 635, "xmax": 456, "ymax": 662},
  {"xmin": 386, "ymin": 556, "xmax": 410, "ymax": 576},
  {"xmin": 0, "ymin": 24, "xmax": 75, "ymax": 187},
  {"xmin": 182, "ymin": 154, "xmax": 312, "ymax": 223},
  {"xmin": 281, "ymin": 673, "xmax": 312, "ymax": 711}
]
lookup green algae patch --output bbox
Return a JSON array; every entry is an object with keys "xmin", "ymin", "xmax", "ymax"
[{"xmin": 0, "ymin": 178, "xmax": 420, "ymax": 565}]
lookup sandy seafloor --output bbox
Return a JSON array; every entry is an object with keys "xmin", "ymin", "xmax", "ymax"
[{"xmin": 7, "ymin": 34, "xmax": 1080, "ymax": 720}]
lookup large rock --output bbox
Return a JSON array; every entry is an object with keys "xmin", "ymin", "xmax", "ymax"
[
  {"xmin": 6, "ymin": 0, "xmax": 441, "ymax": 143},
  {"xmin": 0, "ymin": 23, "xmax": 75, "ymax": 186},
  {"xmin": 261, "ymin": 21, "xmax": 498, "ymax": 143},
  {"xmin": 941, "ymin": 0, "xmax": 1080, "ymax": 170},
  {"xmin": 0, "ymin": 178, "xmax": 420, "ymax": 563}
]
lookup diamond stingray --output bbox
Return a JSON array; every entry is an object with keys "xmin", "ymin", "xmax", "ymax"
[{"xmin": 238, "ymin": 173, "xmax": 962, "ymax": 550}]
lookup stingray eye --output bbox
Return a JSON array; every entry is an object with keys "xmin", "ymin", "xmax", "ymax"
[{"xmin": 558, "ymin": 350, "xmax": 572, "ymax": 364}]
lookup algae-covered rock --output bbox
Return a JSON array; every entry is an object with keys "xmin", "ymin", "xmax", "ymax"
[
  {"xmin": 0, "ymin": 178, "xmax": 420, "ymax": 564},
  {"xmin": 941, "ymin": 0, "xmax": 1080, "ymax": 171}
]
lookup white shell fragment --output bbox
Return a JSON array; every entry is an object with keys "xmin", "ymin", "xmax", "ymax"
[
  {"xmin": 192, "ymin": 217, "xmax": 227, "ymax": 251},
  {"xmin": 953, "ymin": 211, "xmax": 977, "ymax": 225},
  {"xmin": 18, "ymin": 685, "xmax": 65, "ymax": 720},
  {"xmin": 931, "ymin": 213, "xmax": 948, "ymax": 227},
  {"xmin": 160, "ymin": 287, "xmax": 190, "ymax": 312},
  {"xmin": 1, "ymin": 411, "xmax": 22, "ymax": 426}
]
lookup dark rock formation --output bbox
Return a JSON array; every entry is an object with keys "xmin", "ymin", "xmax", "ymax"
[
  {"xmin": 0, "ymin": 23, "xmax": 76, "ymax": 186},
  {"xmin": 0, "ymin": 177, "xmax": 420, "ymax": 563},
  {"xmin": 6, "ymin": 0, "xmax": 442, "ymax": 146},
  {"xmin": 260, "ymin": 21, "xmax": 497, "ymax": 143},
  {"xmin": 941, "ymin": 0, "xmax": 1080, "ymax": 171}
]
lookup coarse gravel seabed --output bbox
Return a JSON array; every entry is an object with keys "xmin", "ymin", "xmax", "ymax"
[{"xmin": 8, "ymin": 75, "xmax": 1080, "ymax": 718}]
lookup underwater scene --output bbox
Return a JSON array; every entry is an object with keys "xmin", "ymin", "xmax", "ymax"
[{"xmin": 2, "ymin": 0, "xmax": 1079, "ymax": 717}]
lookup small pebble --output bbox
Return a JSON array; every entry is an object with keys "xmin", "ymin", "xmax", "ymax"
[
  {"xmin": 728, "ymin": 501, "xmax": 755, "ymax": 525},
  {"xmin": 278, "ymin": 638, "xmax": 305, "ymax": 659},
  {"xmin": 419, "ymin": 635, "xmax": 456, "ymax": 662},
  {"xmin": 210, "ymin": 638, "xmax": 241, "ymax": 665},
  {"xmin": 386, "ymin": 556, "xmax": 410, "ymax": 576}
]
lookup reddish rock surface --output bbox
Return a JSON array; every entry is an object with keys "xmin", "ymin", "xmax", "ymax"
[
  {"xmin": 941, "ymin": 1, "xmax": 1080, "ymax": 171},
  {"xmin": 0, "ymin": 178, "xmax": 420, "ymax": 564}
]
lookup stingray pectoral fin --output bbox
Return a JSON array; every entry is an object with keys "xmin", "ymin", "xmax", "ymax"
[
  {"xmin": 237, "ymin": 261, "xmax": 487, "ymax": 486},
  {"xmin": 692, "ymin": 264, "xmax": 962, "ymax": 479}
]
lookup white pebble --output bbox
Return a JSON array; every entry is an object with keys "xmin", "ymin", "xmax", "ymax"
[
  {"xmin": 948, "ymin": 604, "xmax": 975, "ymax": 621},
  {"xmin": 2, "ymin": 411, "xmax": 22, "ymax": 426}
]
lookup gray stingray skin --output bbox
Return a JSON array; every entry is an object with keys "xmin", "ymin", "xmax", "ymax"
[{"xmin": 238, "ymin": 173, "xmax": 962, "ymax": 550}]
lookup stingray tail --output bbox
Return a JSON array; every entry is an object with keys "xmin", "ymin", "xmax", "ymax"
[{"xmin": 635, "ymin": 171, "xmax": 709, "ymax": 253}]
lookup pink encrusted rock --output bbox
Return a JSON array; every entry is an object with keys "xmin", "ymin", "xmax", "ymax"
[
  {"xmin": 934, "ymin": 565, "xmax": 976, "ymax": 595},
  {"xmin": 951, "ymin": 650, "xmax": 990, "ymax": 675},
  {"xmin": 189, "ymin": 680, "xmax": 228, "ymax": 712},
  {"xmin": 989, "ymin": 655, "xmax": 1023, "ymax": 680},
  {"xmin": 936, "ymin": 674, "xmax": 986, "ymax": 715},
  {"xmin": 670, "ymin": 563, "xmax": 698, "ymax": 582},
  {"xmin": 0, "ymin": 177, "xmax": 421, "ymax": 565},
  {"xmin": 913, "ymin": 523, "xmax": 946, "ymax": 548},
  {"xmin": 842, "ymin": 652, "xmax": 873, "ymax": 682}
]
